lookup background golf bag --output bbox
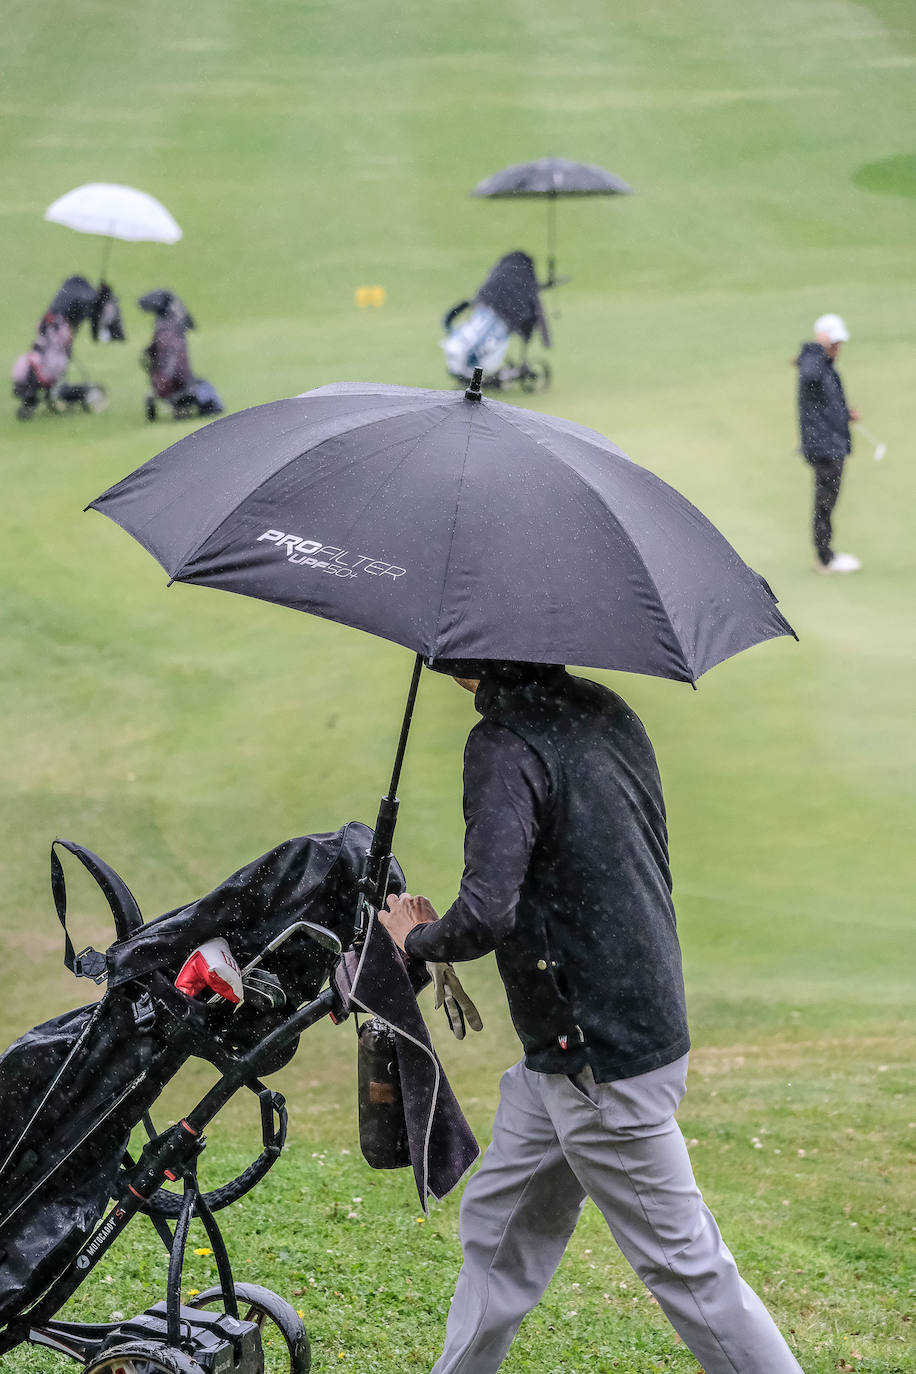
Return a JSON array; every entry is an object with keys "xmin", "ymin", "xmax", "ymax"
[
  {"xmin": 11, "ymin": 276, "xmax": 125, "ymax": 420},
  {"xmin": 139, "ymin": 288, "xmax": 224, "ymax": 421},
  {"xmin": 441, "ymin": 250, "xmax": 551, "ymax": 393},
  {"xmin": 0, "ymin": 822, "xmax": 398, "ymax": 1332}
]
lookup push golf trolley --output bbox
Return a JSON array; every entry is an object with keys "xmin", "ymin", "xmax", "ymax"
[
  {"xmin": 0, "ymin": 824, "xmax": 394, "ymax": 1374},
  {"xmin": 440, "ymin": 250, "xmax": 560, "ymax": 396},
  {"xmin": 18, "ymin": 1062, "xmax": 328, "ymax": 1374},
  {"xmin": 12, "ymin": 276, "xmax": 123, "ymax": 422}
]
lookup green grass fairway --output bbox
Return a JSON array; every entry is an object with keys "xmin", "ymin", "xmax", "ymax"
[{"xmin": 1, "ymin": 3, "xmax": 914, "ymax": 1371}]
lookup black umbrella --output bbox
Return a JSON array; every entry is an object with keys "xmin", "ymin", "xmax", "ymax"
[
  {"xmin": 470, "ymin": 158, "xmax": 633, "ymax": 285},
  {"xmin": 89, "ymin": 372, "xmax": 794, "ymax": 916}
]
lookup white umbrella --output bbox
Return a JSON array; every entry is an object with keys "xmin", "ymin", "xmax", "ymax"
[{"xmin": 45, "ymin": 183, "xmax": 182, "ymax": 273}]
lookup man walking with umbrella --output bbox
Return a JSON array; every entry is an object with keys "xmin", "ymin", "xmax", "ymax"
[
  {"xmin": 89, "ymin": 372, "xmax": 798, "ymax": 1371},
  {"xmin": 381, "ymin": 660, "xmax": 804, "ymax": 1374}
]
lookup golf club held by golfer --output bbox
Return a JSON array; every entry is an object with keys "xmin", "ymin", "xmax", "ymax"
[{"xmin": 855, "ymin": 421, "xmax": 887, "ymax": 461}]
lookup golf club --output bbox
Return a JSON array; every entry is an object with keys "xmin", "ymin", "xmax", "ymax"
[
  {"xmin": 855, "ymin": 421, "xmax": 887, "ymax": 461},
  {"xmin": 203, "ymin": 919, "xmax": 344, "ymax": 1005}
]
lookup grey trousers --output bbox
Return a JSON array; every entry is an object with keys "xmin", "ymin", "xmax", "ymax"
[{"xmin": 431, "ymin": 1056, "xmax": 803, "ymax": 1374}]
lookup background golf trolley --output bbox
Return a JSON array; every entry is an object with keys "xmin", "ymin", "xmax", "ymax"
[{"xmin": 0, "ymin": 825, "xmax": 390, "ymax": 1374}]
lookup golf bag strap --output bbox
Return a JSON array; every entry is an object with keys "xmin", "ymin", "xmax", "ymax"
[{"xmin": 50, "ymin": 838, "xmax": 144, "ymax": 981}]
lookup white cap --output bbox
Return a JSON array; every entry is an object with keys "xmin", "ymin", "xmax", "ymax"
[{"xmin": 813, "ymin": 313, "xmax": 849, "ymax": 343}]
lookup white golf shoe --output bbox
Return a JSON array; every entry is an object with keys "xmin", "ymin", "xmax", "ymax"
[{"xmin": 815, "ymin": 552, "xmax": 862, "ymax": 574}]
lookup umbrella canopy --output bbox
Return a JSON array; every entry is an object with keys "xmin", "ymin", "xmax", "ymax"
[
  {"xmin": 471, "ymin": 157, "xmax": 632, "ymax": 283},
  {"xmin": 45, "ymin": 184, "xmax": 183, "ymax": 243},
  {"xmin": 471, "ymin": 158, "xmax": 632, "ymax": 199},
  {"xmin": 88, "ymin": 374, "xmax": 794, "ymax": 916},
  {"xmin": 88, "ymin": 379, "xmax": 792, "ymax": 684}
]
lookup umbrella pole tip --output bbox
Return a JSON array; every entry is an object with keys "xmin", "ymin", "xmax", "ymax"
[{"xmin": 464, "ymin": 367, "xmax": 483, "ymax": 402}]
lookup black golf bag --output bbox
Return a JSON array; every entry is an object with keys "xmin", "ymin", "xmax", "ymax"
[
  {"xmin": 139, "ymin": 289, "xmax": 223, "ymax": 421},
  {"xmin": 0, "ymin": 822, "xmax": 394, "ymax": 1339},
  {"xmin": 441, "ymin": 250, "xmax": 552, "ymax": 393}
]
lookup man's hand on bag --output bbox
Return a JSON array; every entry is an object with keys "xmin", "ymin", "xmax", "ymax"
[
  {"xmin": 379, "ymin": 891, "xmax": 438, "ymax": 951},
  {"xmin": 427, "ymin": 963, "xmax": 484, "ymax": 1040}
]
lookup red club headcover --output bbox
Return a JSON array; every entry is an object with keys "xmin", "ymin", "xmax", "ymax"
[{"xmin": 175, "ymin": 938, "xmax": 244, "ymax": 1004}]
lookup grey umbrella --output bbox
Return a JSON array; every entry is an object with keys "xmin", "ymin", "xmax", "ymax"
[
  {"xmin": 89, "ymin": 371, "xmax": 794, "ymax": 914},
  {"xmin": 470, "ymin": 158, "xmax": 633, "ymax": 285}
]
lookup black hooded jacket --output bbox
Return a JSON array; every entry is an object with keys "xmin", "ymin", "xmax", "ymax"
[
  {"xmin": 797, "ymin": 342, "xmax": 851, "ymax": 460},
  {"xmin": 406, "ymin": 671, "xmax": 689, "ymax": 1081}
]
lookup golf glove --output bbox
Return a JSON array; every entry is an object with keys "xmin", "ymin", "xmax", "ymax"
[{"xmin": 427, "ymin": 962, "xmax": 483, "ymax": 1040}]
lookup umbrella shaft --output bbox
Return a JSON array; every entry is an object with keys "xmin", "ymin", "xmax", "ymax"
[
  {"xmin": 388, "ymin": 652, "xmax": 423, "ymax": 797},
  {"xmin": 360, "ymin": 652, "xmax": 423, "ymax": 917}
]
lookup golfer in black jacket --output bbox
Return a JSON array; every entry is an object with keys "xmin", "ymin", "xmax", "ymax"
[
  {"xmin": 380, "ymin": 662, "xmax": 803, "ymax": 1374},
  {"xmin": 797, "ymin": 313, "xmax": 861, "ymax": 574}
]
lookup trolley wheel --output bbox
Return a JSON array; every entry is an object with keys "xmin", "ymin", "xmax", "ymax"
[
  {"xmin": 519, "ymin": 362, "xmax": 551, "ymax": 394},
  {"xmin": 84, "ymin": 386, "xmax": 109, "ymax": 414},
  {"xmin": 83, "ymin": 1340, "xmax": 206, "ymax": 1374},
  {"xmin": 189, "ymin": 1283, "xmax": 310, "ymax": 1374},
  {"xmin": 145, "ymin": 396, "xmax": 158, "ymax": 422}
]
